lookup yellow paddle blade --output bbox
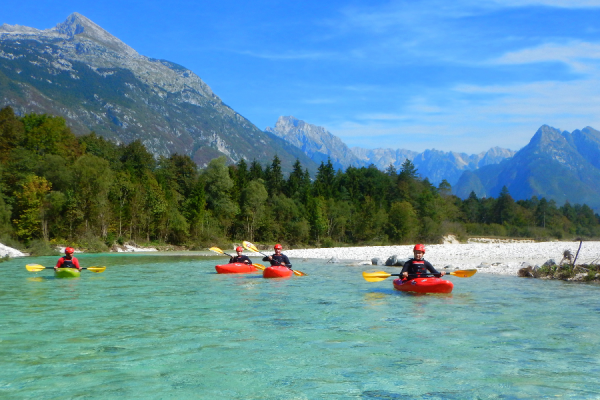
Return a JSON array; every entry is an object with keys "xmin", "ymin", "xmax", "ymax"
[
  {"xmin": 242, "ymin": 241, "xmax": 260, "ymax": 253},
  {"xmin": 362, "ymin": 271, "xmax": 392, "ymax": 282},
  {"xmin": 26, "ymin": 264, "xmax": 46, "ymax": 272},
  {"xmin": 209, "ymin": 247, "xmax": 225, "ymax": 255},
  {"xmin": 252, "ymin": 263, "xmax": 266, "ymax": 270},
  {"xmin": 450, "ymin": 269, "xmax": 477, "ymax": 278},
  {"xmin": 87, "ymin": 266, "xmax": 106, "ymax": 273},
  {"xmin": 293, "ymin": 269, "xmax": 306, "ymax": 276}
]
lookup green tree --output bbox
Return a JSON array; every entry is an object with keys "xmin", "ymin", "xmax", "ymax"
[
  {"xmin": 13, "ymin": 175, "xmax": 52, "ymax": 242},
  {"xmin": 314, "ymin": 159, "xmax": 336, "ymax": 199},
  {"xmin": 265, "ymin": 155, "xmax": 284, "ymax": 197},
  {"xmin": 240, "ymin": 179, "xmax": 269, "ymax": 241},
  {"xmin": 307, "ymin": 196, "xmax": 327, "ymax": 244},
  {"xmin": 494, "ymin": 186, "xmax": 516, "ymax": 225},
  {"xmin": 184, "ymin": 179, "xmax": 207, "ymax": 240},
  {"xmin": 73, "ymin": 155, "xmax": 114, "ymax": 238},
  {"xmin": 121, "ymin": 140, "xmax": 156, "ymax": 180},
  {"xmin": 0, "ymin": 106, "xmax": 24, "ymax": 163},
  {"xmin": 20, "ymin": 114, "xmax": 82, "ymax": 160},
  {"xmin": 249, "ymin": 159, "xmax": 263, "ymax": 180},
  {"xmin": 387, "ymin": 201, "xmax": 417, "ymax": 243},
  {"xmin": 203, "ymin": 157, "xmax": 238, "ymax": 235}
]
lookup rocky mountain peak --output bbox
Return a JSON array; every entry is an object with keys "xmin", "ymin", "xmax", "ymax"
[
  {"xmin": 51, "ymin": 12, "xmax": 138, "ymax": 57},
  {"xmin": 266, "ymin": 116, "xmax": 362, "ymax": 170}
]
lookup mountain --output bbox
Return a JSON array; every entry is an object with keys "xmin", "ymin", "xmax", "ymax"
[
  {"xmin": 265, "ymin": 116, "xmax": 363, "ymax": 170},
  {"xmin": 267, "ymin": 116, "xmax": 515, "ymax": 185},
  {"xmin": 410, "ymin": 147, "xmax": 516, "ymax": 186},
  {"xmin": 453, "ymin": 125, "xmax": 600, "ymax": 211},
  {"xmin": 0, "ymin": 13, "xmax": 318, "ymax": 173},
  {"xmin": 351, "ymin": 147, "xmax": 418, "ymax": 170}
]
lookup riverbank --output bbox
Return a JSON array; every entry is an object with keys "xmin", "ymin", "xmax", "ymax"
[{"xmin": 284, "ymin": 240, "xmax": 600, "ymax": 276}]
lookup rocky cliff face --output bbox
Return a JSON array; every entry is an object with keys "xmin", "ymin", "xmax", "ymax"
[
  {"xmin": 266, "ymin": 116, "xmax": 363, "ymax": 170},
  {"xmin": 0, "ymin": 13, "xmax": 317, "ymax": 172}
]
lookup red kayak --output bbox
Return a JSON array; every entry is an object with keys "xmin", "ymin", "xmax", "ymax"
[
  {"xmin": 263, "ymin": 266, "xmax": 293, "ymax": 278},
  {"xmin": 393, "ymin": 278, "xmax": 453, "ymax": 294},
  {"xmin": 215, "ymin": 263, "xmax": 258, "ymax": 274}
]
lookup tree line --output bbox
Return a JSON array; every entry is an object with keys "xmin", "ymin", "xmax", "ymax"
[{"xmin": 0, "ymin": 106, "xmax": 599, "ymax": 253}]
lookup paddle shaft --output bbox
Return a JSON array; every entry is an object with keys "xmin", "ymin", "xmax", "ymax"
[{"xmin": 391, "ymin": 273, "xmax": 445, "ymax": 278}]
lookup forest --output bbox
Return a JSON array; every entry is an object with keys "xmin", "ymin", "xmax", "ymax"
[{"xmin": 1, "ymin": 106, "xmax": 599, "ymax": 254}]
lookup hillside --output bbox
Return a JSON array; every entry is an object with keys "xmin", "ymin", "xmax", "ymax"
[{"xmin": 0, "ymin": 13, "xmax": 318, "ymax": 173}]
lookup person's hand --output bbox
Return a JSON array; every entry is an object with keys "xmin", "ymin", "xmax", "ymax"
[
  {"xmin": 440, "ymin": 271, "xmax": 446, "ymax": 276},
  {"xmin": 402, "ymin": 272, "xmax": 408, "ymax": 278}
]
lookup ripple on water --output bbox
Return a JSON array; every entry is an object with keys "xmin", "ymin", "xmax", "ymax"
[{"xmin": 2, "ymin": 255, "xmax": 600, "ymax": 398}]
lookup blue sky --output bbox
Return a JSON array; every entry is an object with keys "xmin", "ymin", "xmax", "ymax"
[{"xmin": 3, "ymin": 0, "xmax": 600, "ymax": 153}]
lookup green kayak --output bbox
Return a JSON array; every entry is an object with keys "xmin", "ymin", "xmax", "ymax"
[{"xmin": 55, "ymin": 268, "xmax": 81, "ymax": 278}]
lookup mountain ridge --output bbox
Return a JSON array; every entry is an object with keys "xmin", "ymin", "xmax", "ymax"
[
  {"xmin": 267, "ymin": 115, "xmax": 516, "ymax": 185},
  {"xmin": 0, "ymin": 13, "xmax": 318, "ymax": 173},
  {"xmin": 453, "ymin": 124, "xmax": 600, "ymax": 212}
]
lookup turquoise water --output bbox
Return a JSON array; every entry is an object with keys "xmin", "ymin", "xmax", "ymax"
[{"xmin": 2, "ymin": 254, "xmax": 600, "ymax": 399}]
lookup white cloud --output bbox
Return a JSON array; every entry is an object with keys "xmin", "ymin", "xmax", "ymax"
[{"xmin": 493, "ymin": 41, "xmax": 600, "ymax": 72}]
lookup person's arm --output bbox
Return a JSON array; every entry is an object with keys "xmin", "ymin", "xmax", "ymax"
[
  {"xmin": 282, "ymin": 254, "xmax": 292, "ymax": 269},
  {"xmin": 229, "ymin": 256, "xmax": 235, "ymax": 263},
  {"xmin": 425, "ymin": 260, "xmax": 444, "ymax": 277},
  {"xmin": 55, "ymin": 257, "xmax": 64, "ymax": 269},
  {"xmin": 400, "ymin": 260, "xmax": 411, "ymax": 278},
  {"xmin": 73, "ymin": 258, "xmax": 81, "ymax": 270},
  {"xmin": 244, "ymin": 256, "xmax": 252, "ymax": 264},
  {"xmin": 263, "ymin": 255, "xmax": 277, "ymax": 265}
]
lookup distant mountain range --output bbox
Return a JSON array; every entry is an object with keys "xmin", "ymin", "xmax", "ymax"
[
  {"xmin": 0, "ymin": 13, "xmax": 318, "ymax": 173},
  {"xmin": 266, "ymin": 116, "xmax": 516, "ymax": 186},
  {"xmin": 266, "ymin": 117, "xmax": 600, "ymax": 212},
  {"xmin": 454, "ymin": 125, "xmax": 600, "ymax": 211}
]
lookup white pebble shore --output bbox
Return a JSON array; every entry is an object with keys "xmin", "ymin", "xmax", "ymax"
[{"xmin": 285, "ymin": 240, "xmax": 600, "ymax": 276}]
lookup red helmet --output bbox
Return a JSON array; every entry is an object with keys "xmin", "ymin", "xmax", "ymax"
[
  {"xmin": 274, "ymin": 244, "xmax": 283, "ymax": 250},
  {"xmin": 236, "ymin": 246, "xmax": 243, "ymax": 252},
  {"xmin": 413, "ymin": 244, "xmax": 425, "ymax": 253},
  {"xmin": 65, "ymin": 247, "xmax": 75, "ymax": 254}
]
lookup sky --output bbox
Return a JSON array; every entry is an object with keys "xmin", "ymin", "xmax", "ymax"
[{"xmin": 2, "ymin": 0, "xmax": 600, "ymax": 154}]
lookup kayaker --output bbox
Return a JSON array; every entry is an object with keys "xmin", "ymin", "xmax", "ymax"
[
  {"xmin": 263, "ymin": 244, "xmax": 292, "ymax": 269},
  {"xmin": 54, "ymin": 247, "xmax": 81, "ymax": 271},
  {"xmin": 401, "ymin": 244, "xmax": 445, "ymax": 279},
  {"xmin": 229, "ymin": 246, "xmax": 252, "ymax": 264}
]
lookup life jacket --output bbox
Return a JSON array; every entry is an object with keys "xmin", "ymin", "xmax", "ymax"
[
  {"xmin": 230, "ymin": 255, "xmax": 250, "ymax": 264},
  {"xmin": 61, "ymin": 257, "xmax": 75, "ymax": 268},
  {"xmin": 408, "ymin": 260, "xmax": 429, "ymax": 277},
  {"xmin": 269, "ymin": 254, "xmax": 291, "ymax": 268}
]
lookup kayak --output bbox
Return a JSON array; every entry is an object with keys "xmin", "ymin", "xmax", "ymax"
[
  {"xmin": 215, "ymin": 263, "xmax": 257, "ymax": 274},
  {"xmin": 55, "ymin": 268, "xmax": 81, "ymax": 278},
  {"xmin": 393, "ymin": 278, "xmax": 453, "ymax": 294},
  {"xmin": 263, "ymin": 266, "xmax": 293, "ymax": 279}
]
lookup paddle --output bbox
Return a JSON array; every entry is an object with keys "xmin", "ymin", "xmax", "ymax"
[
  {"xmin": 362, "ymin": 269, "xmax": 477, "ymax": 283},
  {"xmin": 208, "ymin": 247, "xmax": 264, "ymax": 270},
  {"xmin": 242, "ymin": 241, "xmax": 306, "ymax": 276},
  {"xmin": 208, "ymin": 246, "xmax": 234, "ymax": 258},
  {"xmin": 25, "ymin": 264, "xmax": 106, "ymax": 273}
]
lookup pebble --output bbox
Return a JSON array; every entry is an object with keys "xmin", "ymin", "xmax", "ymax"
[{"xmin": 285, "ymin": 241, "xmax": 600, "ymax": 276}]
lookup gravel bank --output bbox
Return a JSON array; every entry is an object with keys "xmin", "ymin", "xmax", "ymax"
[{"xmin": 285, "ymin": 240, "xmax": 600, "ymax": 276}]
